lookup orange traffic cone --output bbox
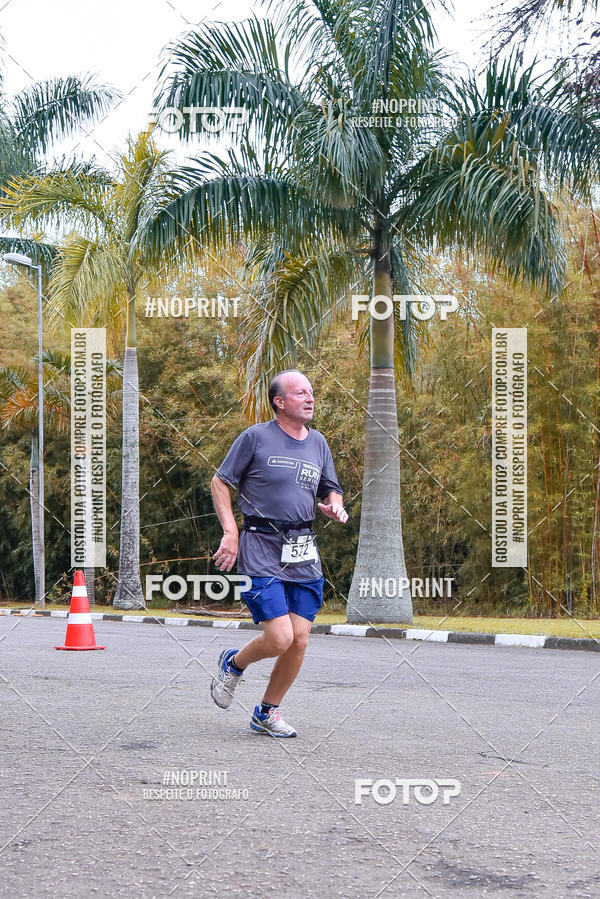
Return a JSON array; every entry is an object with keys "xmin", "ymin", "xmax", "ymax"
[{"xmin": 55, "ymin": 570, "xmax": 105, "ymax": 651}]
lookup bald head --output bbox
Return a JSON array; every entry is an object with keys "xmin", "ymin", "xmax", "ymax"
[{"xmin": 268, "ymin": 370, "xmax": 314, "ymax": 423}]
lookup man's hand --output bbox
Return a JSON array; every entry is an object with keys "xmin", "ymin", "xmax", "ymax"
[
  {"xmin": 212, "ymin": 530, "xmax": 238, "ymax": 571},
  {"xmin": 317, "ymin": 501, "xmax": 348, "ymax": 523}
]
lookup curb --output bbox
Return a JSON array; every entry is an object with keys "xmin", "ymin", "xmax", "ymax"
[{"xmin": 1, "ymin": 608, "xmax": 599, "ymax": 653}]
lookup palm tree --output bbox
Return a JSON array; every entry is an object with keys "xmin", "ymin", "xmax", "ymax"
[
  {"xmin": 0, "ymin": 62, "xmax": 119, "ymax": 340},
  {"xmin": 0, "ymin": 65, "xmax": 117, "ymax": 603},
  {"xmin": 143, "ymin": 0, "xmax": 600, "ymax": 622},
  {"xmin": 145, "ymin": 0, "xmax": 442, "ymax": 623},
  {"xmin": 0, "ymin": 350, "xmax": 121, "ymax": 604},
  {"xmin": 0, "ymin": 132, "xmax": 180, "ymax": 609},
  {"xmin": 0, "ymin": 71, "xmax": 117, "ymax": 191}
]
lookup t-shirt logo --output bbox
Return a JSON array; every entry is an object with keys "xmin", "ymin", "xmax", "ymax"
[{"xmin": 267, "ymin": 456, "xmax": 321, "ymax": 490}]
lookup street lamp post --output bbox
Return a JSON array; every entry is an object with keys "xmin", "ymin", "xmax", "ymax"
[{"xmin": 3, "ymin": 252, "xmax": 45, "ymax": 608}]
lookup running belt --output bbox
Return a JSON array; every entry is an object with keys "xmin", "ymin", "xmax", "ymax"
[{"xmin": 242, "ymin": 515, "xmax": 314, "ymax": 534}]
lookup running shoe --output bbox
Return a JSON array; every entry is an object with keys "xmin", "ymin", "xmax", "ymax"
[
  {"xmin": 250, "ymin": 705, "xmax": 297, "ymax": 738},
  {"xmin": 210, "ymin": 648, "xmax": 243, "ymax": 709}
]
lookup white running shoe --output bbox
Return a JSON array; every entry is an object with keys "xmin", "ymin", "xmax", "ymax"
[
  {"xmin": 250, "ymin": 705, "xmax": 297, "ymax": 738},
  {"xmin": 210, "ymin": 649, "xmax": 243, "ymax": 709}
]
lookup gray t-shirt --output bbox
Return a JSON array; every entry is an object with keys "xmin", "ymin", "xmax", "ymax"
[{"xmin": 216, "ymin": 420, "xmax": 343, "ymax": 580}]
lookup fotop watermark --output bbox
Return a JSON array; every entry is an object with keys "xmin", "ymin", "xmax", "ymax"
[
  {"xmin": 145, "ymin": 574, "xmax": 251, "ymax": 603},
  {"xmin": 144, "ymin": 769, "xmax": 249, "ymax": 802},
  {"xmin": 144, "ymin": 296, "xmax": 241, "ymax": 318},
  {"xmin": 357, "ymin": 577, "xmax": 454, "ymax": 599},
  {"xmin": 351, "ymin": 294, "xmax": 458, "ymax": 322},
  {"xmin": 355, "ymin": 778, "xmax": 461, "ymax": 806},
  {"xmin": 352, "ymin": 97, "xmax": 445, "ymax": 131},
  {"xmin": 148, "ymin": 105, "xmax": 249, "ymax": 135}
]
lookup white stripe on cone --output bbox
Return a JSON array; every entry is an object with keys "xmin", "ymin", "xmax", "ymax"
[
  {"xmin": 72, "ymin": 586, "xmax": 88, "ymax": 597},
  {"xmin": 68, "ymin": 612, "xmax": 92, "ymax": 624}
]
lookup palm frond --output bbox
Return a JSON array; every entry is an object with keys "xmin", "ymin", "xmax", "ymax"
[
  {"xmin": 0, "ymin": 121, "xmax": 36, "ymax": 189},
  {"xmin": 47, "ymin": 234, "xmax": 127, "ymax": 327},
  {"xmin": 264, "ymin": 0, "xmax": 370, "ymax": 89},
  {"xmin": 10, "ymin": 75, "xmax": 118, "ymax": 155},
  {"xmin": 0, "ymin": 363, "xmax": 69, "ymax": 433},
  {"xmin": 114, "ymin": 130, "xmax": 172, "ymax": 244},
  {"xmin": 140, "ymin": 160, "xmax": 348, "ymax": 258},
  {"xmin": 365, "ymin": 0, "xmax": 437, "ymax": 100},
  {"xmin": 0, "ymin": 235, "xmax": 56, "ymax": 268},
  {"xmin": 0, "ymin": 167, "xmax": 116, "ymax": 237},
  {"xmin": 446, "ymin": 56, "xmax": 600, "ymax": 195},
  {"xmin": 289, "ymin": 100, "xmax": 384, "ymax": 207},
  {"xmin": 39, "ymin": 348, "xmax": 71, "ymax": 375},
  {"xmin": 240, "ymin": 247, "xmax": 367, "ymax": 419},
  {"xmin": 0, "ymin": 365, "xmax": 32, "ymax": 399},
  {"xmin": 155, "ymin": 17, "xmax": 303, "ymax": 147},
  {"xmin": 400, "ymin": 149, "xmax": 566, "ymax": 294}
]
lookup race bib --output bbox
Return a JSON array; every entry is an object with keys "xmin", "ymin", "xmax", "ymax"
[{"xmin": 280, "ymin": 533, "xmax": 319, "ymax": 565}]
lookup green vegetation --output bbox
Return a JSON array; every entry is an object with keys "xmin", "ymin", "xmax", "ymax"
[
  {"xmin": 1, "ymin": 2, "xmax": 600, "ymax": 628},
  {"xmin": 145, "ymin": 1, "xmax": 600, "ymax": 622},
  {"xmin": 2, "ymin": 210, "xmax": 600, "ymax": 622}
]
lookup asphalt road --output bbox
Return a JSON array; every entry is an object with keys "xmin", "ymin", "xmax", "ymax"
[{"xmin": 1, "ymin": 616, "xmax": 599, "ymax": 898}]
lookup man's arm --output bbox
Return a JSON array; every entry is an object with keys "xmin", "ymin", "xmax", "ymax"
[
  {"xmin": 317, "ymin": 491, "xmax": 348, "ymax": 524},
  {"xmin": 211, "ymin": 474, "xmax": 239, "ymax": 571}
]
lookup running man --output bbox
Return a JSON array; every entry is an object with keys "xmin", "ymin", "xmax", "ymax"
[{"xmin": 210, "ymin": 369, "xmax": 348, "ymax": 737}]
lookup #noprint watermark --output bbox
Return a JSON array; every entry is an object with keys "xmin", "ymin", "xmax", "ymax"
[
  {"xmin": 357, "ymin": 577, "xmax": 455, "ymax": 599},
  {"xmin": 144, "ymin": 296, "xmax": 241, "ymax": 318},
  {"xmin": 355, "ymin": 778, "xmax": 461, "ymax": 806},
  {"xmin": 144, "ymin": 769, "xmax": 249, "ymax": 802},
  {"xmin": 148, "ymin": 106, "xmax": 248, "ymax": 135},
  {"xmin": 145, "ymin": 574, "xmax": 252, "ymax": 603},
  {"xmin": 71, "ymin": 328, "xmax": 106, "ymax": 568},
  {"xmin": 492, "ymin": 328, "xmax": 527, "ymax": 568},
  {"xmin": 351, "ymin": 294, "xmax": 458, "ymax": 321},
  {"xmin": 351, "ymin": 97, "xmax": 445, "ymax": 131}
]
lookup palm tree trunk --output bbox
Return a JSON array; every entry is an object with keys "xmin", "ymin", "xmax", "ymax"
[
  {"xmin": 113, "ymin": 292, "xmax": 144, "ymax": 609},
  {"xmin": 29, "ymin": 434, "xmax": 43, "ymax": 606},
  {"xmin": 347, "ymin": 228, "xmax": 412, "ymax": 623}
]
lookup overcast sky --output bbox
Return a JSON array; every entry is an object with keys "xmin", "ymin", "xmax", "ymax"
[{"xmin": 0, "ymin": 0, "xmax": 566, "ymax": 164}]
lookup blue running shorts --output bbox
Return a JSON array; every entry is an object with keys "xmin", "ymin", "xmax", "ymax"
[{"xmin": 240, "ymin": 576, "xmax": 324, "ymax": 624}]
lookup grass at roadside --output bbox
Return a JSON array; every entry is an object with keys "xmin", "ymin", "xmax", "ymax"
[
  {"xmin": 315, "ymin": 611, "xmax": 600, "ymax": 639},
  {"xmin": 2, "ymin": 602, "xmax": 600, "ymax": 638}
]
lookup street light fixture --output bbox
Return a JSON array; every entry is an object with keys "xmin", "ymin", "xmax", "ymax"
[{"xmin": 3, "ymin": 252, "xmax": 45, "ymax": 608}]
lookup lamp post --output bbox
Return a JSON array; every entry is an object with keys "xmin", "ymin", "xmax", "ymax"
[{"xmin": 4, "ymin": 252, "xmax": 45, "ymax": 608}]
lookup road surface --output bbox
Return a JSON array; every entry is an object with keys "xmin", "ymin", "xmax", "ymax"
[{"xmin": 1, "ymin": 616, "xmax": 598, "ymax": 897}]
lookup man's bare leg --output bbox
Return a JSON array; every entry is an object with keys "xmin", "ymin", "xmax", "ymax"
[
  {"xmin": 262, "ymin": 613, "xmax": 312, "ymax": 705},
  {"xmin": 233, "ymin": 615, "xmax": 294, "ymax": 668}
]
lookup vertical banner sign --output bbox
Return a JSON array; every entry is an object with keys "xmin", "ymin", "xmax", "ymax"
[
  {"xmin": 71, "ymin": 329, "xmax": 106, "ymax": 567},
  {"xmin": 492, "ymin": 328, "xmax": 527, "ymax": 567}
]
